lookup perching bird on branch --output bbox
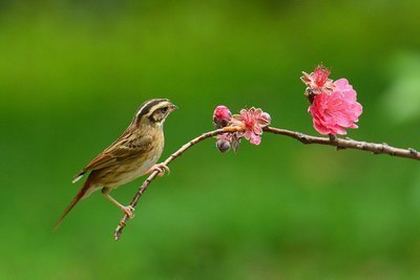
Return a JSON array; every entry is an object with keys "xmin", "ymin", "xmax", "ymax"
[{"xmin": 55, "ymin": 98, "xmax": 177, "ymax": 229}]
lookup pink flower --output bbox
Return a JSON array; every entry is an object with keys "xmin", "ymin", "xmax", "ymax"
[
  {"xmin": 212, "ymin": 105, "xmax": 271, "ymax": 151},
  {"xmin": 213, "ymin": 105, "xmax": 232, "ymax": 128},
  {"xmin": 232, "ymin": 107, "xmax": 271, "ymax": 145},
  {"xmin": 309, "ymin": 78, "xmax": 363, "ymax": 135},
  {"xmin": 301, "ymin": 65, "xmax": 334, "ymax": 95}
]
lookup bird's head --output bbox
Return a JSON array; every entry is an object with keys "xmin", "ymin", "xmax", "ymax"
[{"xmin": 132, "ymin": 98, "xmax": 177, "ymax": 128}]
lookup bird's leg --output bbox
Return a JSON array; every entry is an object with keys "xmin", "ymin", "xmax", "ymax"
[
  {"xmin": 101, "ymin": 188, "xmax": 135, "ymax": 218},
  {"xmin": 146, "ymin": 162, "xmax": 170, "ymax": 176}
]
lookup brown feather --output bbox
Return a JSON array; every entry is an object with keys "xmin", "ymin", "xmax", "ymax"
[
  {"xmin": 54, "ymin": 178, "xmax": 94, "ymax": 230},
  {"xmin": 78, "ymin": 132, "xmax": 154, "ymax": 175}
]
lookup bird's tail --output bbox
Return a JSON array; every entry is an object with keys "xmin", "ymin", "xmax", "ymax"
[{"xmin": 54, "ymin": 180, "xmax": 92, "ymax": 230}]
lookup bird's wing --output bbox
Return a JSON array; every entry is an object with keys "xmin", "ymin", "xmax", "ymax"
[{"xmin": 72, "ymin": 134, "xmax": 154, "ymax": 183}]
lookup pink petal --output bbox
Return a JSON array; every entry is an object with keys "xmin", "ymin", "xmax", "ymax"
[
  {"xmin": 308, "ymin": 79, "xmax": 362, "ymax": 136},
  {"xmin": 249, "ymin": 133, "xmax": 262, "ymax": 145}
]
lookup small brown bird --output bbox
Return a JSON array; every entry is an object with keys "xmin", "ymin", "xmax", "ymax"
[{"xmin": 55, "ymin": 98, "xmax": 177, "ymax": 228}]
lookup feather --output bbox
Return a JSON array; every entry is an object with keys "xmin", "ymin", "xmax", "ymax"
[
  {"xmin": 54, "ymin": 178, "xmax": 93, "ymax": 230},
  {"xmin": 72, "ymin": 172, "xmax": 84, "ymax": 183}
]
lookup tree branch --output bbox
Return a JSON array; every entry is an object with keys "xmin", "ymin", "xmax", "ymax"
[
  {"xmin": 114, "ymin": 126, "xmax": 419, "ymax": 240},
  {"xmin": 264, "ymin": 127, "xmax": 419, "ymax": 160}
]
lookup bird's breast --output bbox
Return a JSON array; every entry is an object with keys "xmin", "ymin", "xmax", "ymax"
[
  {"xmin": 111, "ymin": 146, "xmax": 163, "ymax": 187},
  {"xmin": 91, "ymin": 129, "xmax": 165, "ymax": 188}
]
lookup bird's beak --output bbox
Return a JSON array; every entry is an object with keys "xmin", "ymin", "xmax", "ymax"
[{"xmin": 170, "ymin": 104, "xmax": 178, "ymax": 111}]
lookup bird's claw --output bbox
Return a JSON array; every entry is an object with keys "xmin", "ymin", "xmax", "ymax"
[
  {"xmin": 149, "ymin": 163, "xmax": 170, "ymax": 176},
  {"xmin": 122, "ymin": 205, "xmax": 135, "ymax": 219}
]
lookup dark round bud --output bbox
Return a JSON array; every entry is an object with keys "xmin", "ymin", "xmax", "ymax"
[{"xmin": 216, "ymin": 139, "xmax": 231, "ymax": 153}]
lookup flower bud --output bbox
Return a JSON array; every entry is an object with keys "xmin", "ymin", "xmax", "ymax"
[
  {"xmin": 216, "ymin": 139, "xmax": 231, "ymax": 153},
  {"xmin": 260, "ymin": 112, "xmax": 271, "ymax": 127},
  {"xmin": 213, "ymin": 105, "xmax": 232, "ymax": 128}
]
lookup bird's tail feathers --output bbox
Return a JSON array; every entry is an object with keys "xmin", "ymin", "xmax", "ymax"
[
  {"xmin": 72, "ymin": 171, "xmax": 85, "ymax": 184},
  {"xmin": 54, "ymin": 180, "xmax": 91, "ymax": 230}
]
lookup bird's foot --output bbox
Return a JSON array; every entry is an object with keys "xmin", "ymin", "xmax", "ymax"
[
  {"xmin": 148, "ymin": 163, "xmax": 170, "ymax": 176},
  {"xmin": 122, "ymin": 205, "xmax": 135, "ymax": 219}
]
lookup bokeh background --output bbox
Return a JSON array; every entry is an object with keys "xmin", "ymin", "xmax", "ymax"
[{"xmin": 1, "ymin": 1, "xmax": 420, "ymax": 279}]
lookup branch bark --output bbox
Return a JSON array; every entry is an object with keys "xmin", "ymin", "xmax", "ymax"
[
  {"xmin": 264, "ymin": 127, "xmax": 419, "ymax": 160},
  {"xmin": 114, "ymin": 126, "xmax": 419, "ymax": 240}
]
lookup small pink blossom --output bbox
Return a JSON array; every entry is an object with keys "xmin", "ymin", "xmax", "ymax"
[
  {"xmin": 232, "ymin": 107, "xmax": 271, "ymax": 145},
  {"xmin": 213, "ymin": 105, "xmax": 232, "ymax": 128},
  {"xmin": 301, "ymin": 65, "xmax": 334, "ymax": 95},
  {"xmin": 309, "ymin": 78, "xmax": 363, "ymax": 135}
]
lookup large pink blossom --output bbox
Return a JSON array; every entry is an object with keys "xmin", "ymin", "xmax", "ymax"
[
  {"xmin": 232, "ymin": 107, "xmax": 271, "ymax": 145},
  {"xmin": 309, "ymin": 78, "xmax": 363, "ymax": 135}
]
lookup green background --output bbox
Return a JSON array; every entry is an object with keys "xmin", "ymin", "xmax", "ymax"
[{"xmin": 1, "ymin": 1, "xmax": 420, "ymax": 279}]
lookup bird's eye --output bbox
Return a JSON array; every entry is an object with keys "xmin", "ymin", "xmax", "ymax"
[{"xmin": 161, "ymin": 107, "xmax": 168, "ymax": 113}]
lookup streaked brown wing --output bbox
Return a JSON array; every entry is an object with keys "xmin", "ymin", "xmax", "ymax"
[{"xmin": 73, "ymin": 134, "xmax": 154, "ymax": 181}]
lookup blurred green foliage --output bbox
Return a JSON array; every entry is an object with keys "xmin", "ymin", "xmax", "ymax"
[{"xmin": 0, "ymin": 1, "xmax": 419, "ymax": 279}]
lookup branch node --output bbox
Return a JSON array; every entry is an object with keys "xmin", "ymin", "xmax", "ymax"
[
  {"xmin": 409, "ymin": 148, "xmax": 418, "ymax": 156},
  {"xmin": 297, "ymin": 133, "xmax": 310, "ymax": 144},
  {"xmin": 381, "ymin": 143, "xmax": 397, "ymax": 156},
  {"xmin": 371, "ymin": 144, "xmax": 382, "ymax": 154},
  {"xmin": 329, "ymin": 134, "xmax": 338, "ymax": 143}
]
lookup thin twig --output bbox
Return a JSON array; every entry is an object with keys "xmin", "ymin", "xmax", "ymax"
[{"xmin": 114, "ymin": 126, "xmax": 419, "ymax": 240}]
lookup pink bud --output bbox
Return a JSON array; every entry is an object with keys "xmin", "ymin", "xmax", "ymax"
[
  {"xmin": 259, "ymin": 112, "xmax": 271, "ymax": 127},
  {"xmin": 213, "ymin": 105, "xmax": 232, "ymax": 128}
]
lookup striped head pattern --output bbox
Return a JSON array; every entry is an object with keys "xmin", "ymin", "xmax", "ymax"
[{"xmin": 133, "ymin": 98, "xmax": 177, "ymax": 127}]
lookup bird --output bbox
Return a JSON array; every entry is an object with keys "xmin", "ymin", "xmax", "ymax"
[{"xmin": 55, "ymin": 98, "xmax": 177, "ymax": 229}]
